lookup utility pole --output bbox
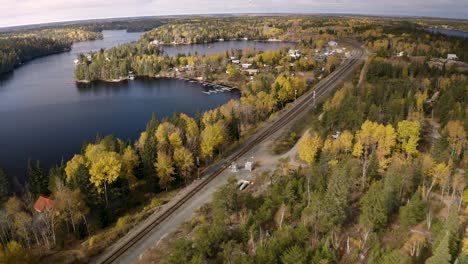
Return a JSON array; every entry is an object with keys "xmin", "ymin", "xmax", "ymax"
[
  {"xmin": 313, "ymin": 90, "xmax": 316, "ymax": 107},
  {"xmin": 294, "ymin": 89, "xmax": 298, "ymax": 100},
  {"xmin": 196, "ymin": 156, "xmax": 200, "ymax": 180}
]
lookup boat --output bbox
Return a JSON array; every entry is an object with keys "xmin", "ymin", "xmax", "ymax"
[{"xmin": 202, "ymin": 91, "xmax": 212, "ymax": 95}]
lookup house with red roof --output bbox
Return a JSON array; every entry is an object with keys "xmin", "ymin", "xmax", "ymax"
[{"xmin": 33, "ymin": 196, "xmax": 55, "ymax": 213}]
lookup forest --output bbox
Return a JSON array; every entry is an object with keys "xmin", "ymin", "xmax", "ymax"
[
  {"xmin": 0, "ymin": 16, "xmax": 467, "ymax": 263},
  {"xmin": 0, "ymin": 17, "xmax": 169, "ymax": 75},
  {"xmin": 0, "ymin": 28, "xmax": 101, "ymax": 75},
  {"xmin": 143, "ymin": 40, "xmax": 467, "ymax": 263}
]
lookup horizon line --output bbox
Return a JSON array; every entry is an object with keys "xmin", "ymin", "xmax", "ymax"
[{"xmin": 1, "ymin": 12, "xmax": 467, "ymax": 31}]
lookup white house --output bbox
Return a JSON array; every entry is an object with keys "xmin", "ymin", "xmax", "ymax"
[
  {"xmin": 328, "ymin": 41, "xmax": 338, "ymax": 47},
  {"xmin": 289, "ymin": 49, "xmax": 301, "ymax": 59},
  {"xmin": 245, "ymin": 69, "xmax": 259, "ymax": 76},
  {"xmin": 447, "ymin": 54, "xmax": 458, "ymax": 60},
  {"xmin": 397, "ymin": 51, "xmax": 406, "ymax": 57},
  {"xmin": 241, "ymin": 63, "xmax": 252, "ymax": 69},
  {"xmin": 231, "ymin": 59, "xmax": 240, "ymax": 64}
]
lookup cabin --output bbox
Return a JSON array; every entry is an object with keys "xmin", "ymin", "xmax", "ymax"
[
  {"xmin": 332, "ymin": 131, "xmax": 341, "ymax": 140},
  {"xmin": 397, "ymin": 51, "xmax": 406, "ymax": 57},
  {"xmin": 289, "ymin": 49, "xmax": 301, "ymax": 59},
  {"xmin": 245, "ymin": 69, "xmax": 259, "ymax": 76},
  {"xmin": 241, "ymin": 63, "xmax": 253, "ymax": 69},
  {"xmin": 231, "ymin": 59, "xmax": 240, "ymax": 64},
  {"xmin": 447, "ymin": 54, "xmax": 458, "ymax": 60},
  {"xmin": 34, "ymin": 196, "xmax": 55, "ymax": 213},
  {"xmin": 328, "ymin": 41, "xmax": 338, "ymax": 47}
]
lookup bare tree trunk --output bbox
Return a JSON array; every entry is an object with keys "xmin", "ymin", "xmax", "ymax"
[
  {"xmin": 279, "ymin": 207, "xmax": 285, "ymax": 229},
  {"xmin": 346, "ymin": 236, "xmax": 350, "ymax": 254},
  {"xmin": 425, "ymin": 181, "xmax": 435, "ymax": 201},
  {"xmin": 426, "ymin": 211, "xmax": 433, "ymax": 230},
  {"xmin": 458, "ymin": 194, "xmax": 463, "ymax": 212},
  {"xmin": 307, "ymin": 174, "xmax": 311, "ymax": 208},
  {"xmin": 361, "ymin": 157, "xmax": 369, "ymax": 189},
  {"xmin": 33, "ymin": 229, "xmax": 40, "ymax": 246},
  {"xmin": 83, "ymin": 215, "xmax": 90, "ymax": 236},
  {"xmin": 41, "ymin": 232, "xmax": 50, "ymax": 249},
  {"xmin": 104, "ymin": 182, "xmax": 109, "ymax": 208}
]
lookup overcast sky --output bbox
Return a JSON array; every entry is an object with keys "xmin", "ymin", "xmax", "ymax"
[{"xmin": 1, "ymin": 0, "xmax": 467, "ymax": 28}]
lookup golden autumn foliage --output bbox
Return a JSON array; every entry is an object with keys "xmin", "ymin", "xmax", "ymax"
[
  {"xmin": 397, "ymin": 120, "xmax": 420, "ymax": 157},
  {"xmin": 65, "ymin": 154, "xmax": 87, "ymax": 183},
  {"xmin": 155, "ymin": 151, "xmax": 175, "ymax": 191},
  {"xmin": 297, "ymin": 131, "xmax": 322, "ymax": 165},
  {"xmin": 89, "ymin": 152, "xmax": 122, "ymax": 194},
  {"xmin": 200, "ymin": 122, "xmax": 227, "ymax": 159},
  {"xmin": 446, "ymin": 120, "xmax": 466, "ymax": 159}
]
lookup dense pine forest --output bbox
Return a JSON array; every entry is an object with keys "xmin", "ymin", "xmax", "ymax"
[{"xmin": 0, "ymin": 16, "xmax": 467, "ymax": 264}]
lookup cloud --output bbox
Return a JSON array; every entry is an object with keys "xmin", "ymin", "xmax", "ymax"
[{"xmin": 0, "ymin": 0, "xmax": 467, "ymax": 28}]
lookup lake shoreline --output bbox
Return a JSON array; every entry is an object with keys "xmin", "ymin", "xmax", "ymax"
[{"xmin": 76, "ymin": 75, "xmax": 239, "ymax": 91}]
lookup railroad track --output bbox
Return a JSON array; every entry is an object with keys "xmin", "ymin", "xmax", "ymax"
[{"xmin": 99, "ymin": 41, "xmax": 365, "ymax": 264}]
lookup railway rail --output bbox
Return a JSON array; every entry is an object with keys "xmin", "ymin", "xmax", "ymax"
[{"xmin": 99, "ymin": 41, "xmax": 365, "ymax": 264}]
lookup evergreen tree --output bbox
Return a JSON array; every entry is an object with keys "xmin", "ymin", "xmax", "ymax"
[
  {"xmin": 426, "ymin": 232, "xmax": 451, "ymax": 264},
  {"xmin": 399, "ymin": 191, "xmax": 427, "ymax": 228},
  {"xmin": 27, "ymin": 159, "xmax": 49, "ymax": 197},
  {"xmin": 141, "ymin": 114, "xmax": 159, "ymax": 179},
  {"xmin": 0, "ymin": 167, "xmax": 11, "ymax": 203},
  {"xmin": 360, "ymin": 180, "xmax": 389, "ymax": 231}
]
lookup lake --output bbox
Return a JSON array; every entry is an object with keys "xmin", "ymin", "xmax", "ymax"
[
  {"xmin": 427, "ymin": 28, "xmax": 468, "ymax": 38},
  {"xmin": 161, "ymin": 40, "xmax": 294, "ymax": 57},
  {"xmin": 0, "ymin": 30, "xmax": 292, "ymax": 181}
]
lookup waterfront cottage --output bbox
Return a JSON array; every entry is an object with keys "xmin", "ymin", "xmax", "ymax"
[
  {"xmin": 447, "ymin": 54, "xmax": 458, "ymax": 60},
  {"xmin": 34, "ymin": 196, "xmax": 55, "ymax": 213}
]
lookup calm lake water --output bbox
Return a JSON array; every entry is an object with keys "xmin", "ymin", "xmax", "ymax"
[
  {"xmin": 161, "ymin": 40, "xmax": 294, "ymax": 57},
  {"xmin": 427, "ymin": 28, "xmax": 468, "ymax": 38},
  {"xmin": 3, "ymin": 30, "xmax": 293, "ymax": 180}
]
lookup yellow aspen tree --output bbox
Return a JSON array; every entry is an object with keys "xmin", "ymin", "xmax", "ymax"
[
  {"xmin": 200, "ymin": 122, "xmax": 226, "ymax": 160},
  {"xmin": 155, "ymin": 151, "xmax": 175, "ymax": 191},
  {"xmin": 451, "ymin": 169, "xmax": 465, "ymax": 212},
  {"xmin": 297, "ymin": 131, "xmax": 322, "ymax": 165},
  {"xmin": 121, "ymin": 146, "xmax": 139, "ymax": 190},
  {"xmin": 65, "ymin": 154, "xmax": 87, "ymax": 183},
  {"xmin": 415, "ymin": 90, "xmax": 428, "ymax": 114},
  {"xmin": 84, "ymin": 143, "xmax": 106, "ymax": 165},
  {"xmin": 446, "ymin": 120, "xmax": 466, "ymax": 159},
  {"xmin": 353, "ymin": 120, "xmax": 380, "ymax": 187},
  {"xmin": 137, "ymin": 131, "xmax": 147, "ymax": 149},
  {"xmin": 376, "ymin": 124, "xmax": 397, "ymax": 173},
  {"xmin": 297, "ymin": 130, "xmax": 322, "ymax": 208},
  {"xmin": 180, "ymin": 113, "xmax": 200, "ymax": 151},
  {"xmin": 397, "ymin": 120, "xmax": 420, "ymax": 158},
  {"xmin": 168, "ymin": 131, "xmax": 183, "ymax": 150},
  {"xmin": 89, "ymin": 152, "xmax": 121, "ymax": 208},
  {"xmin": 426, "ymin": 162, "xmax": 451, "ymax": 199},
  {"xmin": 173, "ymin": 147, "xmax": 195, "ymax": 185},
  {"xmin": 338, "ymin": 130, "xmax": 354, "ymax": 154},
  {"xmin": 155, "ymin": 122, "xmax": 177, "ymax": 152}
]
